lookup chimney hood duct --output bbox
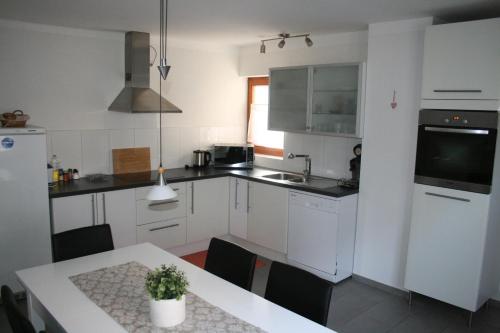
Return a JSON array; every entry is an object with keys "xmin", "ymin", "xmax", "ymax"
[{"xmin": 108, "ymin": 31, "xmax": 181, "ymax": 113}]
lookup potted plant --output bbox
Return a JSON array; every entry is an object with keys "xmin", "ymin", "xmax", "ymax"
[{"xmin": 145, "ymin": 264, "xmax": 189, "ymax": 327}]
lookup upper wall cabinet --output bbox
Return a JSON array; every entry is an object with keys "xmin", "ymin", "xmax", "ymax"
[
  {"xmin": 269, "ymin": 63, "xmax": 366, "ymax": 138},
  {"xmin": 421, "ymin": 18, "xmax": 500, "ymax": 111},
  {"xmin": 269, "ymin": 67, "xmax": 309, "ymax": 132}
]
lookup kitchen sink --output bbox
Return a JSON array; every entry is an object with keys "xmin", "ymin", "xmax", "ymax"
[
  {"xmin": 262, "ymin": 173, "xmax": 305, "ymax": 183},
  {"xmin": 262, "ymin": 172, "xmax": 341, "ymax": 189}
]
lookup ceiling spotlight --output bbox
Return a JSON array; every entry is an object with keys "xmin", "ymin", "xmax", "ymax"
[
  {"xmin": 260, "ymin": 42, "xmax": 266, "ymax": 54},
  {"xmin": 259, "ymin": 32, "xmax": 313, "ymax": 54},
  {"xmin": 305, "ymin": 35, "xmax": 313, "ymax": 47}
]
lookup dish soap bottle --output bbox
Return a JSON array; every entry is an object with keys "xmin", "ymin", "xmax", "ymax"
[{"xmin": 50, "ymin": 155, "xmax": 61, "ymax": 182}]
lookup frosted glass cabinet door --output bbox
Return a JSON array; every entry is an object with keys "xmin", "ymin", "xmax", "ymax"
[
  {"xmin": 269, "ymin": 67, "xmax": 309, "ymax": 131},
  {"xmin": 311, "ymin": 65, "xmax": 359, "ymax": 135}
]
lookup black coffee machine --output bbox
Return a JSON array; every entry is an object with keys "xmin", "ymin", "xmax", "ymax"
[{"xmin": 350, "ymin": 144, "xmax": 362, "ymax": 181}]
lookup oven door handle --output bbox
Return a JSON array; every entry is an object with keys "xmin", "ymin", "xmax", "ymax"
[{"xmin": 424, "ymin": 127, "xmax": 489, "ymax": 135}]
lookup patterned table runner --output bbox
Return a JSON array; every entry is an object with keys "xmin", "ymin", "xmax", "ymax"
[{"xmin": 70, "ymin": 261, "xmax": 265, "ymax": 333}]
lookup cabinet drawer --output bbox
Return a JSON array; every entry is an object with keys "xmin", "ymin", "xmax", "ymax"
[
  {"xmin": 136, "ymin": 192, "xmax": 186, "ymax": 226},
  {"xmin": 135, "ymin": 182, "xmax": 186, "ymax": 200},
  {"xmin": 137, "ymin": 218, "xmax": 186, "ymax": 250}
]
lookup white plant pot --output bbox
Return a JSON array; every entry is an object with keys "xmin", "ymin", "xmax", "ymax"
[{"xmin": 149, "ymin": 295, "xmax": 186, "ymax": 328}]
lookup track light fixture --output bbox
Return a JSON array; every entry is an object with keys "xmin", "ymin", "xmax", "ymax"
[
  {"xmin": 305, "ymin": 35, "xmax": 313, "ymax": 47},
  {"xmin": 259, "ymin": 33, "xmax": 313, "ymax": 54}
]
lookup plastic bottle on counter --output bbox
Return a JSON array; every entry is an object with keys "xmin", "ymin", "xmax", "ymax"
[
  {"xmin": 47, "ymin": 164, "xmax": 54, "ymax": 184},
  {"xmin": 50, "ymin": 155, "xmax": 61, "ymax": 169},
  {"xmin": 52, "ymin": 169, "xmax": 59, "ymax": 183}
]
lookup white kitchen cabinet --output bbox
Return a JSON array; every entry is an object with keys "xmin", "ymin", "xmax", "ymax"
[
  {"xmin": 247, "ymin": 181, "xmax": 288, "ymax": 253},
  {"xmin": 135, "ymin": 183, "xmax": 186, "ymax": 226},
  {"xmin": 421, "ymin": 18, "xmax": 500, "ymax": 110},
  {"xmin": 137, "ymin": 217, "xmax": 187, "ymax": 250},
  {"xmin": 229, "ymin": 177, "xmax": 248, "ymax": 239},
  {"xmin": 52, "ymin": 193, "xmax": 99, "ymax": 233},
  {"xmin": 102, "ymin": 189, "xmax": 136, "ymax": 248},
  {"xmin": 269, "ymin": 67, "xmax": 309, "ymax": 132},
  {"xmin": 135, "ymin": 183, "xmax": 187, "ymax": 250},
  {"xmin": 52, "ymin": 189, "xmax": 137, "ymax": 249},
  {"xmin": 269, "ymin": 63, "xmax": 366, "ymax": 137},
  {"xmin": 187, "ymin": 177, "xmax": 229, "ymax": 243},
  {"xmin": 405, "ymin": 184, "xmax": 495, "ymax": 312}
]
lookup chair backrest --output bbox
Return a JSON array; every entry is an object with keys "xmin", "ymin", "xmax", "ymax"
[
  {"xmin": 52, "ymin": 224, "xmax": 114, "ymax": 262},
  {"xmin": 1, "ymin": 285, "xmax": 36, "ymax": 333},
  {"xmin": 264, "ymin": 261, "xmax": 334, "ymax": 326},
  {"xmin": 204, "ymin": 238, "xmax": 257, "ymax": 291}
]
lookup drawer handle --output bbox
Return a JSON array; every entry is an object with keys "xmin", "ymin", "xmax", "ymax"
[
  {"xmin": 148, "ymin": 199, "xmax": 180, "ymax": 207},
  {"xmin": 425, "ymin": 192, "xmax": 470, "ymax": 202},
  {"xmin": 235, "ymin": 179, "xmax": 239, "ymax": 209},
  {"xmin": 91, "ymin": 194, "xmax": 96, "ymax": 226},
  {"xmin": 149, "ymin": 223, "xmax": 179, "ymax": 232},
  {"xmin": 247, "ymin": 182, "xmax": 250, "ymax": 213},
  {"xmin": 433, "ymin": 89, "xmax": 482, "ymax": 93}
]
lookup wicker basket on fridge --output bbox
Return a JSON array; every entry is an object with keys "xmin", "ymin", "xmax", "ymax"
[{"xmin": 0, "ymin": 110, "xmax": 30, "ymax": 128}]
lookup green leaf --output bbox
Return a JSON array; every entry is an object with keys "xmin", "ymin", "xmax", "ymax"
[{"xmin": 145, "ymin": 264, "xmax": 189, "ymax": 300}]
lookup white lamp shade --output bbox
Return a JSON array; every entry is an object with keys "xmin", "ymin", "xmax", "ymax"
[{"xmin": 147, "ymin": 174, "xmax": 178, "ymax": 201}]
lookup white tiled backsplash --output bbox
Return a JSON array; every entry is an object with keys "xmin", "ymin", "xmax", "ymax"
[
  {"xmin": 48, "ymin": 127, "xmax": 359, "ymax": 179},
  {"xmin": 47, "ymin": 126, "xmax": 245, "ymax": 176},
  {"xmin": 255, "ymin": 132, "xmax": 362, "ymax": 179}
]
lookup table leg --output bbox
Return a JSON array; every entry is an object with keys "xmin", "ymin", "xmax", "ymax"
[{"xmin": 26, "ymin": 291, "xmax": 46, "ymax": 332}]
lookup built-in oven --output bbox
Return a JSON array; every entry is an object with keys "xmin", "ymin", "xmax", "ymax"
[
  {"xmin": 213, "ymin": 144, "xmax": 254, "ymax": 169},
  {"xmin": 415, "ymin": 109, "xmax": 498, "ymax": 194}
]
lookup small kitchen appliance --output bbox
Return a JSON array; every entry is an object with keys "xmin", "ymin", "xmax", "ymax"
[
  {"xmin": 349, "ymin": 143, "xmax": 361, "ymax": 181},
  {"xmin": 213, "ymin": 144, "xmax": 254, "ymax": 169},
  {"xmin": 192, "ymin": 150, "xmax": 212, "ymax": 168}
]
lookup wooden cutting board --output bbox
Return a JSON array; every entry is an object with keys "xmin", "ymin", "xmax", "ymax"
[{"xmin": 112, "ymin": 147, "xmax": 151, "ymax": 174}]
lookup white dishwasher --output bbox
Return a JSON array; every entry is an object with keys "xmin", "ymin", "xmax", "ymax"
[{"xmin": 287, "ymin": 191, "xmax": 339, "ymax": 281}]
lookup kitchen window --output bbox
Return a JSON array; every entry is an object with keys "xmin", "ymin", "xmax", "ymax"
[{"xmin": 247, "ymin": 77, "xmax": 284, "ymax": 158}]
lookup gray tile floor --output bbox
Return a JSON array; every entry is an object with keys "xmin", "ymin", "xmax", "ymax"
[
  {"xmin": 1, "ymin": 258, "xmax": 500, "ymax": 333},
  {"xmin": 251, "ymin": 257, "xmax": 500, "ymax": 333}
]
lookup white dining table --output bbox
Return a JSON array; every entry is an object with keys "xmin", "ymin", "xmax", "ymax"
[{"xmin": 16, "ymin": 242, "xmax": 336, "ymax": 333}]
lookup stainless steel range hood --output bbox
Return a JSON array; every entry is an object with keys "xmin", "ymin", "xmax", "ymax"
[{"xmin": 109, "ymin": 31, "xmax": 181, "ymax": 113}]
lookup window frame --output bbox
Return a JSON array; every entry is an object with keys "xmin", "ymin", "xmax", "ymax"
[{"xmin": 247, "ymin": 77, "xmax": 284, "ymax": 158}]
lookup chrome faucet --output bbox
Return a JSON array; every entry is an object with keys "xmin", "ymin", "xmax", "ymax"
[{"xmin": 288, "ymin": 153, "xmax": 311, "ymax": 180}]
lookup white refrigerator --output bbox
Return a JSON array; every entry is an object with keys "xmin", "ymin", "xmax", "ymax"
[{"xmin": 0, "ymin": 126, "xmax": 52, "ymax": 292}]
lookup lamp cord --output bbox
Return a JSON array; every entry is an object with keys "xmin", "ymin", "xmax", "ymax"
[
  {"xmin": 159, "ymin": 75, "xmax": 163, "ymax": 168},
  {"xmin": 164, "ymin": 0, "xmax": 168, "ymax": 61},
  {"xmin": 158, "ymin": 0, "xmax": 165, "ymax": 168}
]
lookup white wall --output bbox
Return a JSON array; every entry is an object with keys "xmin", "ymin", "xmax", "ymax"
[
  {"xmin": 238, "ymin": 31, "xmax": 367, "ymax": 178},
  {"xmin": 0, "ymin": 20, "xmax": 246, "ymax": 175},
  {"xmin": 354, "ymin": 18, "xmax": 433, "ymax": 290}
]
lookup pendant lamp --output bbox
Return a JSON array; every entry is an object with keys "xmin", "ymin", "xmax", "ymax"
[{"xmin": 147, "ymin": 0, "xmax": 177, "ymax": 202}]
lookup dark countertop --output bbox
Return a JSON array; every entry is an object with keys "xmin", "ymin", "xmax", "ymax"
[{"xmin": 49, "ymin": 167, "xmax": 358, "ymax": 199}]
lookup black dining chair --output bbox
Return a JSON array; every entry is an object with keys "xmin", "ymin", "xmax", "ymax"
[
  {"xmin": 204, "ymin": 238, "xmax": 257, "ymax": 291},
  {"xmin": 1, "ymin": 285, "xmax": 43, "ymax": 333},
  {"xmin": 52, "ymin": 224, "xmax": 114, "ymax": 262},
  {"xmin": 264, "ymin": 261, "xmax": 334, "ymax": 326}
]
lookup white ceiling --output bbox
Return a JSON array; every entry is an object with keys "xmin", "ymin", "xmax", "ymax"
[{"xmin": 0, "ymin": 0, "xmax": 499, "ymax": 45}]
